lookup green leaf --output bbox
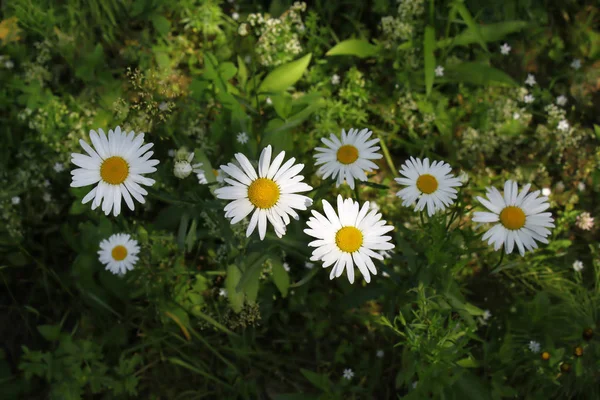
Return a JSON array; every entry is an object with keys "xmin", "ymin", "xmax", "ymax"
[
  {"xmin": 271, "ymin": 258, "xmax": 290, "ymax": 297},
  {"xmin": 225, "ymin": 264, "xmax": 244, "ymax": 313},
  {"xmin": 439, "ymin": 20, "xmax": 528, "ymax": 48},
  {"xmin": 300, "ymin": 369, "xmax": 332, "ymax": 392},
  {"xmin": 151, "ymin": 14, "xmax": 171, "ymax": 37},
  {"xmin": 424, "ymin": 26, "xmax": 436, "ymax": 96},
  {"xmin": 258, "ymin": 53, "xmax": 312, "ymax": 93},
  {"xmin": 37, "ymin": 325, "xmax": 61, "ymax": 341},
  {"xmin": 237, "ymin": 56, "xmax": 248, "ymax": 88},
  {"xmin": 452, "ymin": 2, "xmax": 487, "ymax": 52},
  {"xmin": 594, "ymin": 124, "xmax": 600, "ymax": 139},
  {"xmin": 242, "ymin": 261, "xmax": 263, "ymax": 305},
  {"xmin": 326, "ymin": 39, "xmax": 378, "ymax": 58},
  {"xmin": 218, "ymin": 62, "xmax": 237, "ymax": 81},
  {"xmin": 446, "ymin": 62, "xmax": 517, "ymax": 86}
]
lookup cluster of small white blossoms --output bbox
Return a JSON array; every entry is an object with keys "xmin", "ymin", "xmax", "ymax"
[
  {"xmin": 70, "ymin": 125, "xmax": 556, "ymax": 282},
  {"xmin": 240, "ymin": 2, "xmax": 306, "ymax": 67},
  {"xmin": 380, "ymin": 0, "xmax": 425, "ymax": 49}
]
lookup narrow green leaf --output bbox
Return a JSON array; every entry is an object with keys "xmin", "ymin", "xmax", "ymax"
[
  {"xmin": 37, "ymin": 325, "xmax": 61, "ymax": 341},
  {"xmin": 424, "ymin": 26, "xmax": 436, "ymax": 97},
  {"xmin": 243, "ymin": 261, "xmax": 263, "ymax": 305},
  {"xmin": 271, "ymin": 258, "xmax": 290, "ymax": 297},
  {"xmin": 446, "ymin": 62, "xmax": 517, "ymax": 86},
  {"xmin": 593, "ymin": 124, "xmax": 600, "ymax": 139},
  {"xmin": 326, "ymin": 39, "xmax": 377, "ymax": 58},
  {"xmin": 225, "ymin": 264, "xmax": 244, "ymax": 313},
  {"xmin": 438, "ymin": 20, "xmax": 528, "ymax": 48},
  {"xmin": 237, "ymin": 55, "xmax": 248, "ymax": 87},
  {"xmin": 300, "ymin": 369, "xmax": 332, "ymax": 392},
  {"xmin": 258, "ymin": 53, "xmax": 312, "ymax": 93},
  {"xmin": 452, "ymin": 2, "xmax": 487, "ymax": 51}
]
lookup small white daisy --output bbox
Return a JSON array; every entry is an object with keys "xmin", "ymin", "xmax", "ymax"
[
  {"xmin": 435, "ymin": 65, "xmax": 444, "ymax": 77},
  {"xmin": 305, "ymin": 261, "xmax": 315, "ymax": 269},
  {"xmin": 572, "ymin": 260, "xmax": 584, "ymax": 272},
  {"xmin": 525, "ymin": 74, "xmax": 536, "ymax": 86},
  {"xmin": 394, "ymin": 157, "xmax": 462, "ymax": 216},
  {"xmin": 283, "ymin": 262, "xmax": 290, "ymax": 272},
  {"xmin": 98, "ymin": 233, "xmax": 140, "ymax": 275},
  {"xmin": 500, "ymin": 43, "xmax": 511, "ymax": 55},
  {"xmin": 173, "ymin": 153, "xmax": 196, "ymax": 179},
  {"xmin": 472, "ymin": 180, "xmax": 555, "ymax": 256},
  {"xmin": 43, "ymin": 193, "xmax": 52, "ymax": 202},
  {"xmin": 376, "ymin": 349, "xmax": 384, "ymax": 358},
  {"xmin": 11, "ymin": 196, "xmax": 20, "ymax": 205},
  {"xmin": 576, "ymin": 212, "xmax": 594, "ymax": 231},
  {"xmin": 331, "ymin": 74, "xmax": 340, "ymax": 85},
  {"xmin": 214, "ymin": 145, "xmax": 313, "ymax": 240},
  {"xmin": 237, "ymin": 132, "xmax": 249, "ymax": 144},
  {"xmin": 523, "ymin": 94, "xmax": 535, "ymax": 104},
  {"xmin": 70, "ymin": 127, "xmax": 159, "ymax": 216},
  {"xmin": 314, "ymin": 128, "xmax": 382, "ymax": 190},
  {"xmin": 219, "ymin": 288, "xmax": 228, "ymax": 297},
  {"xmin": 528, "ymin": 340, "xmax": 541, "ymax": 353},
  {"xmin": 342, "ymin": 368, "xmax": 354, "ymax": 380},
  {"xmin": 483, "ymin": 310, "xmax": 492, "ymax": 320},
  {"xmin": 54, "ymin": 162, "xmax": 65, "ymax": 172},
  {"xmin": 557, "ymin": 120, "xmax": 569, "ymax": 132},
  {"xmin": 556, "ymin": 95, "xmax": 568, "ymax": 106},
  {"xmin": 304, "ymin": 195, "xmax": 395, "ymax": 284},
  {"xmin": 513, "ymin": 112, "xmax": 521, "ymax": 120},
  {"xmin": 571, "ymin": 58, "xmax": 582, "ymax": 70}
]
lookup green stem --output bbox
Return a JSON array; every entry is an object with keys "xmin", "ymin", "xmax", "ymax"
[{"xmin": 354, "ymin": 184, "xmax": 361, "ymax": 201}]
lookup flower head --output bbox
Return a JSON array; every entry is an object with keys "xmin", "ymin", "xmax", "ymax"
[
  {"xmin": 525, "ymin": 74, "xmax": 536, "ymax": 86},
  {"xmin": 376, "ymin": 349, "xmax": 384, "ymax": 358},
  {"xmin": 98, "ymin": 233, "xmax": 140, "ymax": 275},
  {"xmin": 575, "ymin": 212, "xmax": 594, "ymax": 230},
  {"xmin": 472, "ymin": 180, "xmax": 555, "ymax": 256},
  {"xmin": 54, "ymin": 162, "xmax": 65, "ymax": 172},
  {"xmin": 435, "ymin": 65, "xmax": 444, "ymax": 77},
  {"xmin": 331, "ymin": 74, "xmax": 340, "ymax": 85},
  {"xmin": 395, "ymin": 157, "xmax": 462, "ymax": 216},
  {"xmin": 219, "ymin": 288, "xmax": 228, "ymax": 297},
  {"xmin": 529, "ymin": 341, "xmax": 541, "ymax": 353},
  {"xmin": 237, "ymin": 132, "xmax": 249, "ymax": 144},
  {"xmin": 314, "ymin": 128, "xmax": 382, "ymax": 189},
  {"xmin": 573, "ymin": 260, "xmax": 584, "ymax": 272},
  {"xmin": 11, "ymin": 196, "xmax": 20, "ymax": 205},
  {"xmin": 43, "ymin": 193, "xmax": 52, "ymax": 202},
  {"xmin": 305, "ymin": 195, "xmax": 395, "ymax": 284},
  {"xmin": 214, "ymin": 145, "xmax": 313, "ymax": 240},
  {"xmin": 571, "ymin": 58, "xmax": 582, "ymax": 70},
  {"xmin": 523, "ymin": 94, "xmax": 534, "ymax": 104},
  {"xmin": 541, "ymin": 188, "xmax": 551, "ymax": 197},
  {"xmin": 342, "ymin": 368, "xmax": 354, "ymax": 380},
  {"xmin": 500, "ymin": 43, "xmax": 511, "ymax": 55},
  {"xmin": 556, "ymin": 95, "xmax": 567, "ymax": 107},
  {"xmin": 557, "ymin": 120, "xmax": 569, "ymax": 132},
  {"xmin": 70, "ymin": 127, "xmax": 159, "ymax": 216}
]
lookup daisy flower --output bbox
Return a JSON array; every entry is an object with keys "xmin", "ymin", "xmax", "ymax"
[
  {"xmin": 572, "ymin": 260, "xmax": 584, "ymax": 272},
  {"xmin": 304, "ymin": 195, "xmax": 395, "ymax": 284},
  {"xmin": 174, "ymin": 153, "xmax": 200, "ymax": 179},
  {"xmin": 98, "ymin": 233, "xmax": 140, "ymax": 275},
  {"xmin": 237, "ymin": 132, "xmax": 249, "ymax": 144},
  {"xmin": 575, "ymin": 212, "xmax": 594, "ymax": 230},
  {"xmin": 394, "ymin": 157, "xmax": 462, "ymax": 216},
  {"xmin": 214, "ymin": 145, "xmax": 313, "ymax": 240},
  {"xmin": 343, "ymin": 369, "xmax": 354, "ymax": 380},
  {"xmin": 435, "ymin": 65, "xmax": 444, "ymax": 77},
  {"xmin": 500, "ymin": 43, "xmax": 511, "ymax": 55},
  {"xmin": 70, "ymin": 127, "xmax": 159, "ymax": 216},
  {"xmin": 314, "ymin": 128, "xmax": 382, "ymax": 189},
  {"xmin": 472, "ymin": 180, "xmax": 555, "ymax": 256},
  {"xmin": 525, "ymin": 74, "xmax": 536, "ymax": 86}
]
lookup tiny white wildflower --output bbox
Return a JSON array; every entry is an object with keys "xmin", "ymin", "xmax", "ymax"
[
  {"xmin": 283, "ymin": 262, "xmax": 290, "ymax": 272},
  {"xmin": 331, "ymin": 74, "xmax": 340, "ymax": 85},
  {"xmin": 43, "ymin": 179, "xmax": 51, "ymax": 187},
  {"xmin": 578, "ymin": 182, "xmax": 586, "ymax": 192},
  {"xmin": 571, "ymin": 58, "xmax": 582, "ymax": 70},
  {"xmin": 523, "ymin": 94, "xmax": 535, "ymax": 104},
  {"xmin": 342, "ymin": 368, "xmax": 354, "ymax": 380},
  {"xmin": 376, "ymin": 349, "xmax": 384, "ymax": 358},
  {"xmin": 305, "ymin": 261, "xmax": 314, "ymax": 269},
  {"xmin": 500, "ymin": 43, "xmax": 511, "ymax": 55},
  {"xmin": 557, "ymin": 120, "xmax": 569, "ymax": 132},
  {"xmin": 541, "ymin": 188, "xmax": 551, "ymax": 196},
  {"xmin": 525, "ymin": 74, "xmax": 536, "ymax": 86},
  {"xmin": 265, "ymin": 97, "xmax": 272, "ymax": 105},
  {"xmin": 528, "ymin": 341, "xmax": 541, "ymax": 353},
  {"xmin": 435, "ymin": 65, "xmax": 444, "ymax": 77},
  {"xmin": 556, "ymin": 95, "xmax": 568, "ymax": 106},
  {"xmin": 5, "ymin": 60, "xmax": 14, "ymax": 69},
  {"xmin": 237, "ymin": 132, "xmax": 249, "ymax": 144},
  {"xmin": 43, "ymin": 193, "xmax": 52, "ymax": 202},
  {"xmin": 232, "ymin": 12, "xmax": 240, "ymax": 20},
  {"xmin": 483, "ymin": 310, "xmax": 492, "ymax": 320},
  {"xmin": 576, "ymin": 212, "xmax": 594, "ymax": 231},
  {"xmin": 158, "ymin": 102, "xmax": 169, "ymax": 111},
  {"xmin": 11, "ymin": 196, "xmax": 21, "ymax": 205},
  {"xmin": 53, "ymin": 162, "xmax": 65, "ymax": 172},
  {"xmin": 168, "ymin": 149, "xmax": 176, "ymax": 157},
  {"xmin": 572, "ymin": 260, "xmax": 584, "ymax": 272},
  {"xmin": 513, "ymin": 112, "xmax": 521, "ymax": 120},
  {"xmin": 219, "ymin": 288, "xmax": 228, "ymax": 297}
]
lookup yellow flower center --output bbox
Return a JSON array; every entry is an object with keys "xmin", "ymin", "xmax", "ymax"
[
  {"xmin": 499, "ymin": 206, "xmax": 526, "ymax": 230},
  {"xmin": 247, "ymin": 178, "xmax": 280, "ymax": 209},
  {"xmin": 111, "ymin": 245, "xmax": 128, "ymax": 261},
  {"xmin": 335, "ymin": 226, "xmax": 363, "ymax": 253},
  {"xmin": 336, "ymin": 145, "xmax": 359, "ymax": 165},
  {"xmin": 100, "ymin": 156, "xmax": 129, "ymax": 185},
  {"xmin": 416, "ymin": 174, "xmax": 438, "ymax": 194}
]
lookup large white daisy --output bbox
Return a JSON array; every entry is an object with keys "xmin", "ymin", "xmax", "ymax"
[
  {"xmin": 472, "ymin": 180, "xmax": 555, "ymax": 256},
  {"xmin": 314, "ymin": 128, "xmax": 382, "ymax": 189},
  {"xmin": 70, "ymin": 127, "xmax": 159, "ymax": 216},
  {"xmin": 394, "ymin": 157, "xmax": 462, "ymax": 216},
  {"xmin": 304, "ymin": 195, "xmax": 395, "ymax": 284},
  {"xmin": 98, "ymin": 233, "xmax": 140, "ymax": 275},
  {"xmin": 214, "ymin": 145, "xmax": 313, "ymax": 240}
]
